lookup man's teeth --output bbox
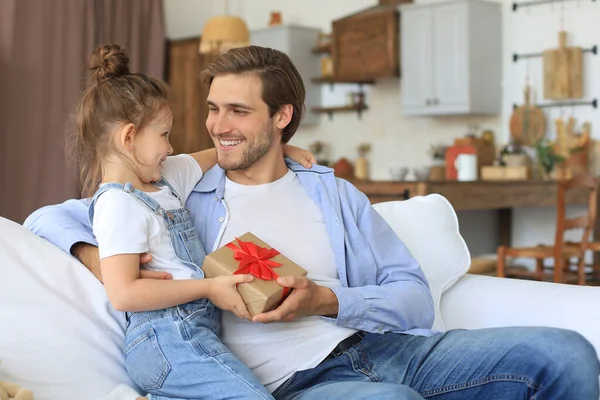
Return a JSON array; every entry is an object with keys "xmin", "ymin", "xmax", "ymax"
[{"xmin": 220, "ymin": 139, "xmax": 243, "ymax": 147}]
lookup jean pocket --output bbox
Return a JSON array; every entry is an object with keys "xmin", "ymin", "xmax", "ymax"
[
  {"xmin": 178, "ymin": 227, "xmax": 206, "ymax": 266},
  {"xmin": 124, "ymin": 328, "xmax": 171, "ymax": 391},
  {"xmin": 177, "ymin": 298, "xmax": 213, "ymax": 319}
]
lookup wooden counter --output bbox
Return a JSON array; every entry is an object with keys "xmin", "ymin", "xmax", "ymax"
[
  {"xmin": 353, "ymin": 179, "xmax": 595, "ymax": 261},
  {"xmin": 352, "ymin": 179, "xmax": 589, "ymax": 210}
]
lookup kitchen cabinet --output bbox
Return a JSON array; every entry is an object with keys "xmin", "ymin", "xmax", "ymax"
[
  {"xmin": 251, "ymin": 25, "xmax": 321, "ymax": 126},
  {"xmin": 400, "ymin": 0, "xmax": 501, "ymax": 116},
  {"xmin": 332, "ymin": 5, "xmax": 399, "ymax": 81}
]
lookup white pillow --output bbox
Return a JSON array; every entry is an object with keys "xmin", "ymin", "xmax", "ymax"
[
  {"xmin": 0, "ymin": 217, "xmax": 136, "ymax": 400},
  {"xmin": 373, "ymin": 194, "xmax": 471, "ymax": 331}
]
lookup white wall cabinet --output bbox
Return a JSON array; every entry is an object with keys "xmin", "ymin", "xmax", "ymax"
[
  {"xmin": 250, "ymin": 25, "xmax": 321, "ymax": 126},
  {"xmin": 400, "ymin": 0, "xmax": 501, "ymax": 116}
]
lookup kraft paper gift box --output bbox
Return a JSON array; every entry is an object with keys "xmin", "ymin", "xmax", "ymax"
[{"xmin": 202, "ymin": 232, "xmax": 308, "ymax": 316}]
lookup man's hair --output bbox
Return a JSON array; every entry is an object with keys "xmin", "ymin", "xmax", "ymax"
[{"xmin": 201, "ymin": 46, "xmax": 305, "ymax": 144}]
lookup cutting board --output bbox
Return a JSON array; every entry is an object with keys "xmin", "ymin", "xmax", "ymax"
[
  {"xmin": 543, "ymin": 30, "xmax": 583, "ymax": 99},
  {"xmin": 509, "ymin": 85, "xmax": 546, "ymax": 146}
]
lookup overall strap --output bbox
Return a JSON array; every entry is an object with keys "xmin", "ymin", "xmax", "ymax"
[
  {"xmin": 88, "ymin": 182, "xmax": 125, "ymax": 225},
  {"xmin": 122, "ymin": 183, "xmax": 162, "ymax": 214},
  {"xmin": 88, "ymin": 182, "xmax": 162, "ymax": 225},
  {"xmin": 153, "ymin": 177, "xmax": 185, "ymax": 206}
]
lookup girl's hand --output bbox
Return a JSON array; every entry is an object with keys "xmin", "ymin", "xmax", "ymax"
[
  {"xmin": 283, "ymin": 145, "xmax": 316, "ymax": 168},
  {"xmin": 206, "ymin": 274, "xmax": 255, "ymax": 320}
]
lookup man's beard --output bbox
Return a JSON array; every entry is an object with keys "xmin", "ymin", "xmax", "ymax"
[{"xmin": 216, "ymin": 123, "xmax": 275, "ymax": 171}]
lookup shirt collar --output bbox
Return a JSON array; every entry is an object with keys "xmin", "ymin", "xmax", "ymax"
[{"xmin": 191, "ymin": 158, "xmax": 333, "ymax": 199}]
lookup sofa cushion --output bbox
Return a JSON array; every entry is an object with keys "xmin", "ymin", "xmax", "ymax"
[
  {"xmin": 0, "ymin": 217, "xmax": 135, "ymax": 399},
  {"xmin": 373, "ymin": 194, "xmax": 471, "ymax": 331}
]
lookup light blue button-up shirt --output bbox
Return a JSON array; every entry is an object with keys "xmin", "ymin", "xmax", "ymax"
[{"xmin": 24, "ymin": 159, "xmax": 435, "ymax": 336}]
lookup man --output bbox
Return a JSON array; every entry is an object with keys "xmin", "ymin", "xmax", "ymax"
[{"xmin": 26, "ymin": 46, "xmax": 599, "ymax": 399}]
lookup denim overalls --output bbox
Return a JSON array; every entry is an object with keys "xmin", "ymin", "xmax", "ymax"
[{"xmin": 89, "ymin": 178, "xmax": 273, "ymax": 400}]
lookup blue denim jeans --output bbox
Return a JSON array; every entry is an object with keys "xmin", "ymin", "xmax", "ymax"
[
  {"xmin": 273, "ymin": 327, "xmax": 600, "ymax": 400},
  {"xmin": 126, "ymin": 299, "xmax": 273, "ymax": 400}
]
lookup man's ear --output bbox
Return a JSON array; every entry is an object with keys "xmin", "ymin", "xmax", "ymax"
[
  {"xmin": 275, "ymin": 104, "xmax": 293, "ymax": 130},
  {"xmin": 117, "ymin": 123, "xmax": 136, "ymax": 151}
]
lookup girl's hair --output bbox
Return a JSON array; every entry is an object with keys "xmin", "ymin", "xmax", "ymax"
[{"xmin": 71, "ymin": 44, "xmax": 170, "ymax": 198}]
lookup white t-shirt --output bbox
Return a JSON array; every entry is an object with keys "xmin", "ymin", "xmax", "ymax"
[
  {"xmin": 92, "ymin": 154, "xmax": 203, "ymax": 280},
  {"xmin": 219, "ymin": 170, "xmax": 356, "ymax": 392}
]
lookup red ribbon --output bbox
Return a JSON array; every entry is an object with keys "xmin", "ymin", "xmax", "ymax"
[{"xmin": 225, "ymin": 237, "xmax": 290, "ymax": 299}]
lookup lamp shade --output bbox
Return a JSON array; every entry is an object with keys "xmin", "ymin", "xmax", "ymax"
[{"xmin": 199, "ymin": 15, "xmax": 250, "ymax": 54}]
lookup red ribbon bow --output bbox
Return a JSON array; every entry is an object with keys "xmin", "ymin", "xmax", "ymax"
[{"xmin": 226, "ymin": 237, "xmax": 289, "ymax": 298}]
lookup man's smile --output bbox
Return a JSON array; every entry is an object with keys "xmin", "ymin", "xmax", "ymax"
[{"xmin": 218, "ymin": 139, "xmax": 244, "ymax": 149}]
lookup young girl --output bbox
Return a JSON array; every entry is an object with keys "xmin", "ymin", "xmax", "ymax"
[{"xmin": 76, "ymin": 44, "xmax": 313, "ymax": 400}]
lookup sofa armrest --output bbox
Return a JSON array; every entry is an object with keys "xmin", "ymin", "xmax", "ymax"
[{"xmin": 440, "ymin": 274, "xmax": 600, "ymax": 356}]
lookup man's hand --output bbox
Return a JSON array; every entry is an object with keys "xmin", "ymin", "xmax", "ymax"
[
  {"xmin": 138, "ymin": 253, "xmax": 172, "ymax": 280},
  {"xmin": 251, "ymin": 276, "xmax": 339, "ymax": 323}
]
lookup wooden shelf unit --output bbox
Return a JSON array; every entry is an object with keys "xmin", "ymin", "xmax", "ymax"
[
  {"xmin": 312, "ymin": 104, "xmax": 368, "ymax": 120},
  {"xmin": 312, "ymin": 77, "xmax": 375, "ymax": 85}
]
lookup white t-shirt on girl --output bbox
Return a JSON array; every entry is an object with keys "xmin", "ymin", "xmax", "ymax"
[{"xmin": 92, "ymin": 154, "xmax": 203, "ymax": 280}]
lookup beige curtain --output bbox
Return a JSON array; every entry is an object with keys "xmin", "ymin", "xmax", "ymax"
[
  {"xmin": 0, "ymin": 0, "xmax": 165, "ymax": 224},
  {"xmin": 95, "ymin": 0, "xmax": 166, "ymax": 79}
]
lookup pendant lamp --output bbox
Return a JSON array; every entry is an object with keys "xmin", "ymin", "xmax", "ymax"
[{"xmin": 199, "ymin": 1, "xmax": 250, "ymax": 54}]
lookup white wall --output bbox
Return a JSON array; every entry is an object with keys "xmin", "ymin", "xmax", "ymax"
[
  {"xmin": 502, "ymin": 0, "xmax": 599, "ymax": 258},
  {"xmin": 163, "ymin": 0, "xmax": 600, "ymax": 259}
]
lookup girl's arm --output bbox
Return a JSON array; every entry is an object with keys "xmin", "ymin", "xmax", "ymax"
[
  {"xmin": 101, "ymin": 254, "xmax": 254, "ymax": 319},
  {"xmin": 188, "ymin": 145, "xmax": 315, "ymax": 171},
  {"xmin": 188, "ymin": 148, "xmax": 218, "ymax": 172}
]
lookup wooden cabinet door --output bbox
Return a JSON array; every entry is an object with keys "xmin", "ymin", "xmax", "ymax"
[
  {"xmin": 432, "ymin": 2, "xmax": 468, "ymax": 110},
  {"xmin": 400, "ymin": 7, "xmax": 434, "ymax": 110},
  {"xmin": 166, "ymin": 37, "xmax": 215, "ymax": 155},
  {"xmin": 332, "ymin": 7, "xmax": 399, "ymax": 80}
]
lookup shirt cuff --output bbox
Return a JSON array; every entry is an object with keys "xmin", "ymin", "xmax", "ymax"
[
  {"xmin": 57, "ymin": 229, "xmax": 97, "ymax": 257},
  {"xmin": 330, "ymin": 286, "xmax": 368, "ymax": 326}
]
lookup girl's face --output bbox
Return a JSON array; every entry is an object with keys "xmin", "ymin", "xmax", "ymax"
[{"xmin": 132, "ymin": 108, "xmax": 174, "ymax": 183}]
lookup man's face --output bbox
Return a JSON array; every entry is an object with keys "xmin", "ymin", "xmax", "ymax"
[{"xmin": 206, "ymin": 74, "xmax": 278, "ymax": 171}]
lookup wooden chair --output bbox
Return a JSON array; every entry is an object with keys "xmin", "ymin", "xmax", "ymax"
[{"xmin": 497, "ymin": 173, "xmax": 600, "ymax": 285}]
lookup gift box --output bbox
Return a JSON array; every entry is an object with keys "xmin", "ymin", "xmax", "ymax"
[{"xmin": 202, "ymin": 232, "xmax": 307, "ymax": 316}]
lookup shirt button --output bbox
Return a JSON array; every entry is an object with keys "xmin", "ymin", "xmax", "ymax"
[{"xmin": 218, "ymin": 217, "xmax": 224, "ymax": 223}]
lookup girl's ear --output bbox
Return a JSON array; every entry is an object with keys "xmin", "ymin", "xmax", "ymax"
[{"xmin": 117, "ymin": 123, "xmax": 136, "ymax": 151}]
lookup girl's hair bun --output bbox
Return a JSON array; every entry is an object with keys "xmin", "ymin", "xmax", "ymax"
[{"xmin": 88, "ymin": 44, "xmax": 129, "ymax": 83}]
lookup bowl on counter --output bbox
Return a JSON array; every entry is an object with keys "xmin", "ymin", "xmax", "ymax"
[
  {"xmin": 413, "ymin": 166, "xmax": 431, "ymax": 181},
  {"xmin": 389, "ymin": 166, "xmax": 409, "ymax": 181}
]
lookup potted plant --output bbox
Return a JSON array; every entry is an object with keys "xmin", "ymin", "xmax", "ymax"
[
  {"xmin": 355, "ymin": 143, "xmax": 371, "ymax": 180},
  {"xmin": 535, "ymin": 139, "xmax": 565, "ymax": 180},
  {"xmin": 308, "ymin": 140, "xmax": 328, "ymax": 166},
  {"xmin": 500, "ymin": 140, "xmax": 529, "ymax": 167},
  {"xmin": 428, "ymin": 143, "xmax": 447, "ymax": 180},
  {"xmin": 428, "ymin": 143, "xmax": 447, "ymax": 166}
]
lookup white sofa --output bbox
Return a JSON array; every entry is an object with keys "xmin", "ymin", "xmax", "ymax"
[
  {"xmin": 1, "ymin": 194, "xmax": 599, "ymax": 400},
  {"xmin": 373, "ymin": 195, "xmax": 600, "ymax": 356}
]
